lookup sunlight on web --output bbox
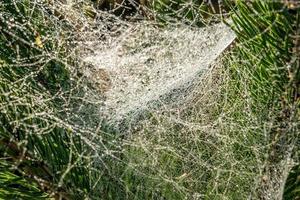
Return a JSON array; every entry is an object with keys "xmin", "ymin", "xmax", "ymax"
[
  {"xmin": 82, "ymin": 21, "xmax": 235, "ymax": 121},
  {"xmin": 0, "ymin": 0, "xmax": 298, "ymax": 199}
]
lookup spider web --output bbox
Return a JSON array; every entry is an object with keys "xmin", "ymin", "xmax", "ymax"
[{"xmin": 0, "ymin": 0, "xmax": 299, "ymax": 199}]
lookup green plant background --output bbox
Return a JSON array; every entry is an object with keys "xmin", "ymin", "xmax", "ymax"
[{"xmin": 0, "ymin": 0, "xmax": 299, "ymax": 199}]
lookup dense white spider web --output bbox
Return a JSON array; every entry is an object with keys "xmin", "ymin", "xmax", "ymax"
[
  {"xmin": 0, "ymin": 0, "xmax": 298, "ymax": 199},
  {"xmin": 81, "ymin": 21, "xmax": 235, "ymax": 122}
]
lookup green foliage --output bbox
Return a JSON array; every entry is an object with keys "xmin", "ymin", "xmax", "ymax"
[
  {"xmin": 151, "ymin": 0, "xmax": 223, "ymax": 26},
  {"xmin": 0, "ymin": 0, "xmax": 119, "ymax": 199},
  {"xmin": 226, "ymin": 0, "xmax": 300, "ymax": 198},
  {"xmin": 120, "ymin": 1, "xmax": 300, "ymax": 199},
  {"xmin": 0, "ymin": 0, "xmax": 299, "ymax": 199},
  {"xmin": 89, "ymin": 0, "xmax": 228, "ymax": 26},
  {"xmin": 228, "ymin": 0, "xmax": 296, "ymax": 106},
  {"xmin": 0, "ymin": 161, "xmax": 49, "ymax": 200},
  {"xmin": 284, "ymin": 164, "xmax": 300, "ymax": 200}
]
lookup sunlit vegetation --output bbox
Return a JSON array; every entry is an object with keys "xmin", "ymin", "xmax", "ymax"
[{"xmin": 0, "ymin": 0, "xmax": 299, "ymax": 199}]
